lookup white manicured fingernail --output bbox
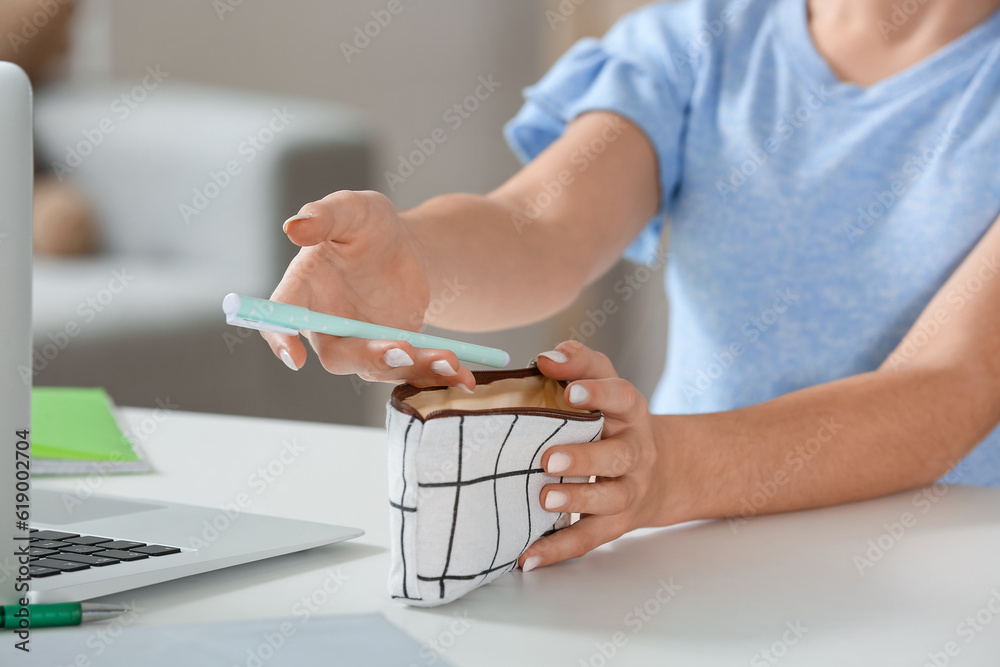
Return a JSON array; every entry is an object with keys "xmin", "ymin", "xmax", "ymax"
[
  {"xmin": 538, "ymin": 350, "xmax": 568, "ymax": 364},
  {"xmin": 455, "ymin": 383, "xmax": 475, "ymax": 394},
  {"xmin": 282, "ymin": 213, "xmax": 312, "ymax": 233},
  {"xmin": 545, "ymin": 490, "xmax": 568, "ymax": 510},
  {"xmin": 431, "ymin": 359, "xmax": 457, "ymax": 376},
  {"xmin": 522, "ymin": 556, "xmax": 543, "ymax": 573},
  {"xmin": 384, "ymin": 348, "xmax": 414, "ymax": 368},
  {"xmin": 546, "ymin": 452, "xmax": 571, "ymax": 474},
  {"xmin": 568, "ymin": 384, "xmax": 589, "ymax": 405},
  {"xmin": 279, "ymin": 349, "xmax": 298, "ymax": 371}
]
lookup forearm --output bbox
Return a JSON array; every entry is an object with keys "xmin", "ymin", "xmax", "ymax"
[
  {"xmin": 401, "ymin": 193, "xmax": 591, "ymax": 331},
  {"xmin": 401, "ymin": 111, "xmax": 659, "ymax": 332},
  {"xmin": 661, "ymin": 365, "xmax": 1000, "ymax": 525}
]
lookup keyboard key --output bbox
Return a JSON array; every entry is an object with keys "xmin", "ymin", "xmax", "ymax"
[
  {"xmin": 97, "ymin": 541, "xmax": 145, "ymax": 550},
  {"xmin": 48, "ymin": 553, "xmax": 120, "ymax": 567},
  {"xmin": 28, "ymin": 547, "xmax": 59, "ymax": 558},
  {"xmin": 131, "ymin": 545, "xmax": 181, "ymax": 557},
  {"xmin": 30, "ymin": 530, "xmax": 80, "ymax": 541},
  {"xmin": 28, "ymin": 566, "xmax": 60, "ymax": 578},
  {"xmin": 31, "ymin": 541, "xmax": 72, "ymax": 550},
  {"xmin": 94, "ymin": 550, "xmax": 148, "ymax": 562},
  {"xmin": 63, "ymin": 536, "xmax": 114, "ymax": 546},
  {"xmin": 59, "ymin": 545, "xmax": 104, "ymax": 555},
  {"xmin": 32, "ymin": 558, "xmax": 90, "ymax": 572}
]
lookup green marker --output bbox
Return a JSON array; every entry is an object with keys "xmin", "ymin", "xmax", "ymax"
[
  {"xmin": 0, "ymin": 603, "xmax": 129, "ymax": 628},
  {"xmin": 223, "ymin": 293, "xmax": 511, "ymax": 368}
]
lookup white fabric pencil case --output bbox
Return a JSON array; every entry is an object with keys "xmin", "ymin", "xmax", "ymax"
[{"xmin": 385, "ymin": 367, "xmax": 604, "ymax": 606}]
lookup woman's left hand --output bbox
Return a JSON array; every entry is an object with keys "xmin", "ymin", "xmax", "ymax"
[{"xmin": 518, "ymin": 340, "xmax": 672, "ymax": 572}]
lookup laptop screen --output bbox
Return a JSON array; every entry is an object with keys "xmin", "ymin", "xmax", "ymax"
[{"xmin": 0, "ymin": 62, "xmax": 34, "ymax": 606}]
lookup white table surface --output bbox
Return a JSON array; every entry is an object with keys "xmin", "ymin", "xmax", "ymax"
[{"xmin": 34, "ymin": 408, "xmax": 1000, "ymax": 666}]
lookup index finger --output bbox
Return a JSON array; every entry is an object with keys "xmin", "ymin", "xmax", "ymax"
[{"xmin": 258, "ymin": 282, "xmax": 314, "ymax": 370}]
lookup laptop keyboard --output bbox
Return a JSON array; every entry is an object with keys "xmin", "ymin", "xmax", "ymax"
[{"xmin": 28, "ymin": 529, "xmax": 182, "ymax": 578}]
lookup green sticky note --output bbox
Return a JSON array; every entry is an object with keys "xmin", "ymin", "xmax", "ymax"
[{"xmin": 31, "ymin": 388, "xmax": 139, "ymax": 462}]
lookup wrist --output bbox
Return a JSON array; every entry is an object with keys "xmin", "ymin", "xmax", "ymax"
[
  {"xmin": 651, "ymin": 414, "xmax": 705, "ymax": 526},
  {"xmin": 397, "ymin": 206, "xmax": 438, "ymax": 293}
]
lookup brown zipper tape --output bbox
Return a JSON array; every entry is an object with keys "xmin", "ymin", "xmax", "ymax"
[{"xmin": 390, "ymin": 366, "xmax": 603, "ymax": 423}]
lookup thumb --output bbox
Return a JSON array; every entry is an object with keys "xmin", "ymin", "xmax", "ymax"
[
  {"xmin": 281, "ymin": 190, "xmax": 377, "ymax": 247},
  {"xmin": 535, "ymin": 340, "xmax": 618, "ymax": 381}
]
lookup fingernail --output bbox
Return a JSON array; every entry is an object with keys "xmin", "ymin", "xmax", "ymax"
[
  {"xmin": 568, "ymin": 384, "xmax": 589, "ymax": 405},
  {"xmin": 455, "ymin": 383, "xmax": 475, "ymax": 394},
  {"xmin": 282, "ymin": 213, "xmax": 312, "ymax": 233},
  {"xmin": 544, "ymin": 490, "xmax": 568, "ymax": 511},
  {"xmin": 546, "ymin": 451, "xmax": 571, "ymax": 474},
  {"xmin": 384, "ymin": 348, "xmax": 415, "ymax": 368},
  {"xmin": 431, "ymin": 359, "xmax": 457, "ymax": 376},
  {"xmin": 538, "ymin": 350, "xmax": 568, "ymax": 364},
  {"xmin": 279, "ymin": 349, "xmax": 299, "ymax": 371},
  {"xmin": 522, "ymin": 556, "xmax": 543, "ymax": 573}
]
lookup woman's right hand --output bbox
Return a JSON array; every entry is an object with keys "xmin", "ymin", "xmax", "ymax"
[{"xmin": 260, "ymin": 190, "xmax": 477, "ymax": 390}]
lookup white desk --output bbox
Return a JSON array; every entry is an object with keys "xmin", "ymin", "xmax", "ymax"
[{"xmin": 36, "ymin": 408, "xmax": 1000, "ymax": 666}]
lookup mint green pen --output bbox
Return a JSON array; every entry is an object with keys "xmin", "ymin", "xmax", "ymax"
[
  {"xmin": 0, "ymin": 603, "xmax": 129, "ymax": 628},
  {"xmin": 222, "ymin": 294, "xmax": 511, "ymax": 368}
]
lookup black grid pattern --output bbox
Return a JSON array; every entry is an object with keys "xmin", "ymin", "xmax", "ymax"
[{"xmin": 387, "ymin": 407, "xmax": 603, "ymax": 605}]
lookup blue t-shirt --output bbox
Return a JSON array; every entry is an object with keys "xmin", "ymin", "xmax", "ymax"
[{"xmin": 504, "ymin": 0, "xmax": 1000, "ymax": 485}]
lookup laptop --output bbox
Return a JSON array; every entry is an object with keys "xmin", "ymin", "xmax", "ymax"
[{"xmin": 0, "ymin": 61, "xmax": 363, "ymax": 609}]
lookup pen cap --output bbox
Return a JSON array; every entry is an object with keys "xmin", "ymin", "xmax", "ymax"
[{"xmin": 222, "ymin": 293, "xmax": 299, "ymax": 335}]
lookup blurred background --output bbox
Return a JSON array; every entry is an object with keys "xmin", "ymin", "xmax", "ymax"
[{"xmin": 9, "ymin": 0, "xmax": 667, "ymax": 427}]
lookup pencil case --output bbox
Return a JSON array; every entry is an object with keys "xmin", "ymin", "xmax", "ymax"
[{"xmin": 385, "ymin": 367, "xmax": 604, "ymax": 606}]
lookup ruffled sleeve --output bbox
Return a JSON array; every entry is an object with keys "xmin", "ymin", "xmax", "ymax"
[{"xmin": 504, "ymin": 9, "xmax": 695, "ymax": 265}]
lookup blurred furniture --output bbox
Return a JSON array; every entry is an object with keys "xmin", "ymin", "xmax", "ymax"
[{"xmin": 31, "ymin": 81, "xmax": 388, "ymax": 425}]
